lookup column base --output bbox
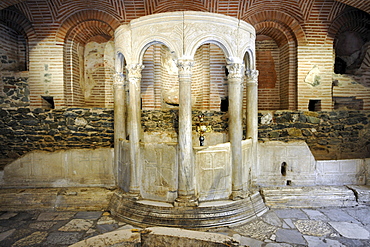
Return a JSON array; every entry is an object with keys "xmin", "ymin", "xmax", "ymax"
[
  {"xmin": 123, "ymin": 192, "xmax": 141, "ymax": 201},
  {"xmin": 230, "ymin": 190, "xmax": 249, "ymax": 200},
  {"xmin": 174, "ymin": 195, "xmax": 198, "ymax": 207}
]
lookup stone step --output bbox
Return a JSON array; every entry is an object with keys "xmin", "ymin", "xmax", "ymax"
[
  {"xmin": 260, "ymin": 186, "xmax": 359, "ymax": 208},
  {"xmin": 0, "ymin": 187, "xmax": 115, "ymax": 211},
  {"xmin": 109, "ymin": 190, "xmax": 268, "ymax": 230}
]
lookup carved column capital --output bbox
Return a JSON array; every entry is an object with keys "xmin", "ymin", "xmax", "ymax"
[
  {"xmin": 245, "ymin": 69, "xmax": 259, "ymax": 84},
  {"xmin": 126, "ymin": 64, "xmax": 144, "ymax": 89},
  {"xmin": 227, "ymin": 62, "xmax": 245, "ymax": 80},
  {"xmin": 126, "ymin": 64, "xmax": 145, "ymax": 79},
  {"xmin": 113, "ymin": 72, "xmax": 125, "ymax": 89},
  {"xmin": 177, "ymin": 59, "xmax": 194, "ymax": 78}
]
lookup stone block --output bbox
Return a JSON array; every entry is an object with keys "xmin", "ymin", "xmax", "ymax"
[
  {"xmin": 141, "ymin": 227, "xmax": 240, "ymax": 246},
  {"xmin": 261, "ymin": 186, "xmax": 358, "ymax": 208}
]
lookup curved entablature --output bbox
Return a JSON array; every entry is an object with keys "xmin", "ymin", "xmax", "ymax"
[{"xmin": 115, "ymin": 11, "xmax": 256, "ymax": 66}]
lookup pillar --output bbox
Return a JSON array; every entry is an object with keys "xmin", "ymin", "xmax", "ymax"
[
  {"xmin": 227, "ymin": 62, "xmax": 245, "ymax": 200},
  {"xmin": 126, "ymin": 63, "xmax": 144, "ymax": 196},
  {"xmin": 113, "ymin": 72, "xmax": 126, "ymax": 187},
  {"xmin": 174, "ymin": 59, "xmax": 197, "ymax": 207},
  {"xmin": 245, "ymin": 70, "xmax": 259, "ymax": 141}
]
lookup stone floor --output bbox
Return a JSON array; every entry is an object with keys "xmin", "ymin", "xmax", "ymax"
[{"xmin": 0, "ymin": 205, "xmax": 369, "ymax": 246}]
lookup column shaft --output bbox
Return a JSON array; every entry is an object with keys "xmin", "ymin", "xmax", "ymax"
[
  {"xmin": 175, "ymin": 59, "xmax": 197, "ymax": 206},
  {"xmin": 126, "ymin": 64, "xmax": 144, "ymax": 195},
  {"xmin": 246, "ymin": 70, "xmax": 259, "ymax": 141},
  {"xmin": 227, "ymin": 62, "xmax": 245, "ymax": 199},
  {"xmin": 113, "ymin": 72, "xmax": 126, "ymax": 187}
]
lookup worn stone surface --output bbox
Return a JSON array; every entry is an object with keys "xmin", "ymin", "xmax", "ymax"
[
  {"xmin": 294, "ymin": 220, "xmax": 333, "ymax": 236},
  {"xmin": 44, "ymin": 232, "xmax": 84, "ymax": 245},
  {"xmin": 233, "ymin": 220, "xmax": 277, "ymax": 240},
  {"xmin": 303, "ymin": 235, "xmax": 345, "ymax": 247},
  {"xmin": 11, "ymin": 231, "xmax": 47, "ymax": 247},
  {"xmin": 274, "ymin": 209, "xmax": 309, "ymax": 219},
  {"xmin": 0, "ymin": 205, "xmax": 370, "ymax": 246},
  {"xmin": 328, "ymin": 222, "xmax": 370, "ymax": 239},
  {"xmin": 58, "ymin": 219, "xmax": 94, "ymax": 231},
  {"xmin": 37, "ymin": 211, "xmax": 76, "ymax": 221},
  {"xmin": 275, "ymin": 229, "xmax": 306, "ymax": 245},
  {"xmin": 302, "ymin": 209, "xmax": 329, "ymax": 221}
]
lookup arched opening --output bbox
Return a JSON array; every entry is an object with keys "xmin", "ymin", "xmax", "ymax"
[
  {"xmin": 330, "ymin": 7, "xmax": 370, "ymax": 110},
  {"xmin": 255, "ymin": 28, "xmax": 297, "ymax": 110},
  {"xmin": 63, "ymin": 20, "xmax": 115, "ymax": 107},
  {"xmin": 0, "ymin": 13, "xmax": 29, "ymax": 108}
]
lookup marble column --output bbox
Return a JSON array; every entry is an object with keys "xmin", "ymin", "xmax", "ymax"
[
  {"xmin": 113, "ymin": 72, "xmax": 126, "ymax": 187},
  {"xmin": 174, "ymin": 59, "xmax": 197, "ymax": 207},
  {"xmin": 227, "ymin": 62, "xmax": 245, "ymax": 200},
  {"xmin": 245, "ymin": 70, "xmax": 259, "ymax": 141},
  {"xmin": 126, "ymin": 64, "xmax": 144, "ymax": 196}
]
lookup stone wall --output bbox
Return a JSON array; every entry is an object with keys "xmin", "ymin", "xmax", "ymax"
[
  {"xmin": 258, "ymin": 110, "xmax": 370, "ymax": 160},
  {"xmin": 0, "ymin": 107, "xmax": 114, "ymax": 168},
  {"xmin": 1, "ymin": 108, "xmax": 369, "ymax": 169},
  {"xmin": 0, "ymin": 76, "xmax": 29, "ymax": 108}
]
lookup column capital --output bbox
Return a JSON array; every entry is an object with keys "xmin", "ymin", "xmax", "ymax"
[
  {"xmin": 245, "ymin": 69, "xmax": 259, "ymax": 83},
  {"xmin": 113, "ymin": 72, "xmax": 125, "ymax": 89},
  {"xmin": 227, "ymin": 62, "xmax": 245, "ymax": 80},
  {"xmin": 126, "ymin": 64, "xmax": 145, "ymax": 79},
  {"xmin": 177, "ymin": 59, "xmax": 194, "ymax": 78}
]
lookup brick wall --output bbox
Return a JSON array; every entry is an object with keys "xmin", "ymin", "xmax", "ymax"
[{"xmin": 2, "ymin": 1, "xmax": 369, "ymax": 111}]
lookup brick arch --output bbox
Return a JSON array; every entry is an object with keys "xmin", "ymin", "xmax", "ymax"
[
  {"xmin": 328, "ymin": 8, "xmax": 370, "ymax": 43},
  {"xmin": 0, "ymin": 8, "xmax": 36, "ymax": 40},
  {"xmin": 62, "ymin": 16, "xmax": 116, "ymax": 107},
  {"xmin": 252, "ymin": 21, "xmax": 298, "ymax": 110},
  {"xmin": 152, "ymin": 0, "xmax": 209, "ymax": 14},
  {"xmin": 56, "ymin": 0, "xmax": 124, "ymax": 24},
  {"xmin": 242, "ymin": 10, "xmax": 307, "ymax": 45},
  {"xmin": 55, "ymin": 10, "xmax": 120, "ymax": 43}
]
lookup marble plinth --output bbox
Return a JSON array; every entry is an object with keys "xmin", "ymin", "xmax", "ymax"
[
  {"xmin": 261, "ymin": 186, "xmax": 358, "ymax": 208},
  {"xmin": 109, "ymin": 190, "xmax": 268, "ymax": 229}
]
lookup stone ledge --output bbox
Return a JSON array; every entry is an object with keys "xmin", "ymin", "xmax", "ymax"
[
  {"xmin": 260, "ymin": 186, "xmax": 360, "ymax": 208},
  {"xmin": 69, "ymin": 227, "xmax": 239, "ymax": 247},
  {"xmin": 0, "ymin": 187, "xmax": 116, "ymax": 211}
]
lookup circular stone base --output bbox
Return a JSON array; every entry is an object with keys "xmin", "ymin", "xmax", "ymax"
[{"xmin": 109, "ymin": 191, "xmax": 268, "ymax": 229}]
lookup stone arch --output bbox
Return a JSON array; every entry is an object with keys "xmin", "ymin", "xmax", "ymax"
[
  {"xmin": 116, "ymin": 51, "xmax": 126, "ymax": 74},
  {"xmin": 186, "ymin": 37, "xmax": 232, "ymax": 60},
  {"xmin": 243, "ymin": 49, "xmax": 256, "ymax": 71},
  {"xmin": 137, "ymin": 39, "xmax": 178, "ymax": 66}
]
